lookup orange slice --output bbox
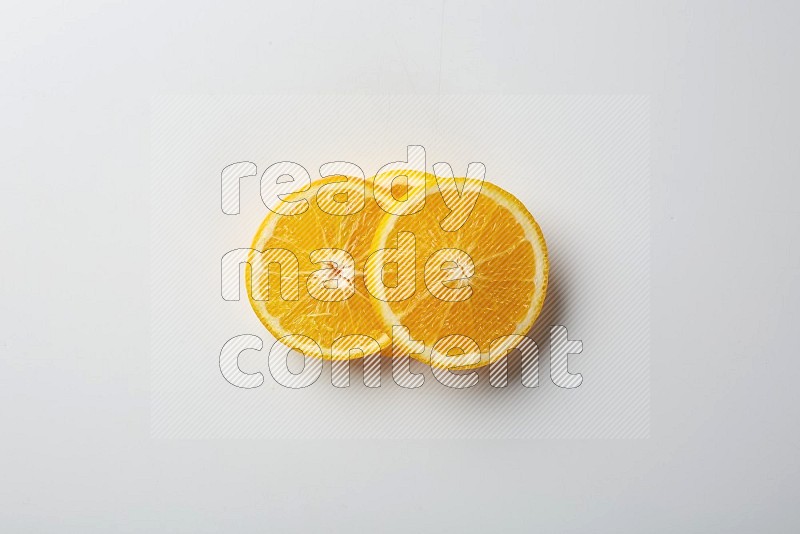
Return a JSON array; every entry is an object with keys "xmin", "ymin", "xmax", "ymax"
[
  {"xmin": 370, "ymin": 172, "xmax": 548, "ymax": 369},
  {"xmin": 248, "ymin": 176, "xmax": 390, "ymax": 360}
]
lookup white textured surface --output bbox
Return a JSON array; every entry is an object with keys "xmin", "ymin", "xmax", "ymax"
[
  {"xmin": 1, "ymin": 0, "xmax": 799, "ymax": 531},
  {"xmin": 151, "ymin": 95, "xmax": 650, "ymax": 438}
]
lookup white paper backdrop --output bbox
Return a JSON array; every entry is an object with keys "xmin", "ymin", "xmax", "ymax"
[{"xmin": 150, "ymin": 95, "xmax": 650, "ymax": 438}]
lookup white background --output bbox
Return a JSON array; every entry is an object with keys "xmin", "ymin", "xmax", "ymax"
[
  {"xmin": 151, "ymin": 95, "xmax": 650, "ymax": 439},
  {"xmin": 2, "ymin": 0, "xmax": 799, "ymax": 531}
]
